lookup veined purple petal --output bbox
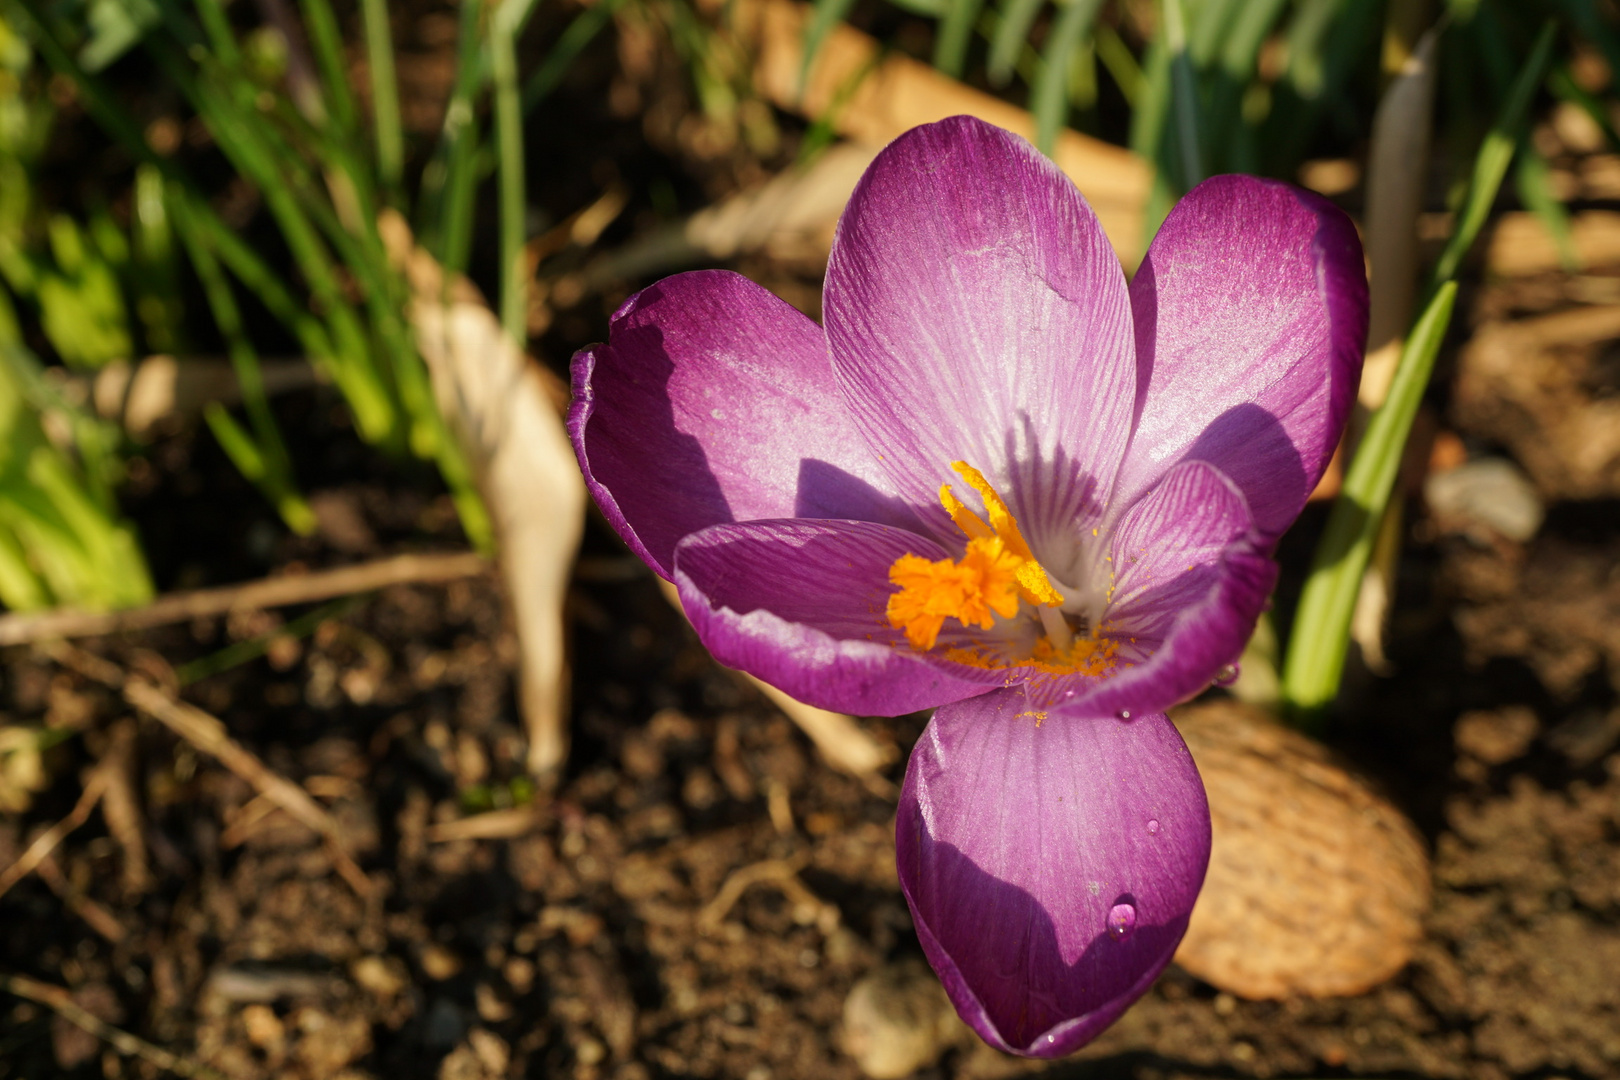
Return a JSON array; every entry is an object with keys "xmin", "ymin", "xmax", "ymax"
[
  {"xmin": 823, "ymin": 116, "xmax": 1135, "ymax": 566},
  {"xmin": 673, "ymin": 518, "xmax": 1003, "ymax": 716},
  {"xmin": 1051, "ymin": 460, "xmax": 1276, "ymax": 718},
  {"xmin": 1118, "ymin": 175, "xmax": 1368, "ymax": 543},
  {"xmin": 897, "ymin": 690, "xmax": 1210, "ymax": 1057},
  {"xmin": 569, "ymin": 270, "xmax": 918, "ymax": 578}
]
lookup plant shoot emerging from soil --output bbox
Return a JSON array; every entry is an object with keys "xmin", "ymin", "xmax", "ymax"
[{"xmin": 569, "ymin": 116, "xmax": 1367, "ymax": 1056}]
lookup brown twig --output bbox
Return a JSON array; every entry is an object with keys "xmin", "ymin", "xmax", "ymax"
[
  {"xmin": 0, "ymin": 551, "xmax": 488, "ymax": 647},
  {"xmin": 0, "ymin": 973, "xmax": 226, "ymax": 1080},
  {"xmin": 34, "ymin": 854, "xmax": 128, "ymax": 943},
  {"xmin": 699, "ymin": 853, "xmax": 840, "ymax": 934},
  {"xmin": 425, "ymin": 806, "xmax": 546, "ymax": 843},
  {"xmin": 45, "ymin": 643, "xmax": 374, "ymax": 898},
  {"xmin": 0, "ymin": 766, "xmax": 109, "ymax": 902},
  {"xmin": 97, "ymin": 719, "xmax": 151, "ymax": 896}
]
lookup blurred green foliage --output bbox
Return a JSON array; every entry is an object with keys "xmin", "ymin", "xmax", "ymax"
[{"xmin": 0, "ymin": 8, "xmax": 150, "ymax": 611}]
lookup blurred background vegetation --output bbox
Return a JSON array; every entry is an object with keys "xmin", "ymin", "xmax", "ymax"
[{"xmin": 0, "ymin": 0, "xmax": 1609, "ymax": 622}]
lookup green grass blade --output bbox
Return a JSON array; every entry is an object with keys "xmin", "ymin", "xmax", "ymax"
[
  {"xmin": 1220, "ymin": 0, "xmax": 1287, "ymax": 79},
  {"xmin": 295, "ymin": 0, "xmax": 360, "ymax": 135},
  {"xmin": 1186, "ymin": 0, "xmax": 1240, "ymax": 68},
  {"xmin": 0, "ymin": 522, "xmax": 50, "ymax": 611},
  {"xmin": 1280, "ymin": 283, "xmax": 1458, "ymax": 719},
  {"xmin": 171, "ymin": 193, "xmax": 316, "ymax": 536},
  {"xmin": 1427, "ymin": 21, "xmax": 1556, "ymax": 292},
  {"xmin": 420, "ymin": 0, "xmax": 485, "ymax": 264},
  {"xmin": 491, "ymin": 0, "xmax": 528, "ymax": 344},
  {"xmin": 1163, "ymin": 0, "xmax": 1204, "ymax": 189},
  {"xmin": 360, "ymin": 0, "xmax": 404, "ymax": 201},
  {"xmin": 176, "ymin": 596, "xmax": 363, "ymax": 684},
  {"xmin": 1282, "ymin": 0, "xmax": 1347, "ymax": 99},
  {"xmin": 524, "ymin": 0, "xmax": 630, "ymax": 110},
  {"xmin": 935, "ymin": 0, "xmax": 987, "ymax": 78},
  {"xmin": 1515, "ymin": 140, "xmax": 1577, "ymax": 271},
  {"xmin": 988, "ymin": 0, "xmax": 1045, "ymax": 85},
  {"xmin": 1031, "ymin": 0, "xmax": 1104, "ymax": 153},
  {"xmin": 799, "ymin": 0, "xmax": 858, "ymax": 95},
  {"xmin": 1094, "ymin": 22, "xmax": 1143, "ymax": 106}
]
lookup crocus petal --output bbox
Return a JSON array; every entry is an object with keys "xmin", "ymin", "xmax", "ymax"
[
  {"xmin": 897, "ymin": 689, "xmax": 1210, "ymax": 1057},
  {"xmin": 823, "ymin": 116, "xmax": 1135, "ymax": 565},
  {"xmin": 673, "ymin": 518, "xmax": 1003, "ymax": 716},
  {"xmin": 570, "ymin": 270, "xmax": 918, "ymax": 578},
  {"xmin": 1050, "ymin": 459, "xmax": 1276, "ymax": 718},
  {"xmin": 1117, "ymin": 175, "xmax": 1368, "ymax": 542}
]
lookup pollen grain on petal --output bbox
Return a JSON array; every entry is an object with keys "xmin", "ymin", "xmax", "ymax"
[{"xmin": 1028, "ymin": 634, "xmax": 1119, "ymax": 677}]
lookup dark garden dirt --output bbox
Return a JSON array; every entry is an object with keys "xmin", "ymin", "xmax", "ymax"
[
  {"xmin": 1, "ymin": 268, "xmax": 1617, "ymax": 1080},
  {"xmin": 3, "ymin": 11, "xmax": 1620, "ymax": 1080}
]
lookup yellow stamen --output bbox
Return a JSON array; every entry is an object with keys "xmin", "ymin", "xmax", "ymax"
[
  {"xmin": 939, "ymin": 483, "xmax": 993, "ymax": 540},
  {"xmin": 943, "ymin": 462, "xmax": 1063, "ymax": 606},
  {"xmin": 886, "ymin": 536, "xmax": 1023, "ymax": 651},
  {"xmin": 885, "ymin": 460, "xmax": 1118, "ymax": 678}
]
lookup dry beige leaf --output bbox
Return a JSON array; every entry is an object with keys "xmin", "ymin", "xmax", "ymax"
[
  {"xmin": 570, "ymin": 142, "xmax": 878, "ymax": 293},
  {"xmin": 1351, "ymin": 28, "xmax": 1437, "ymax": 677},
  {"xmin": 733, "ymin": 0, "xmax": 1149, "ymax": 264},
  {"xmin": 1172, "ymin": 699, "xmax": 1430, "ymax": 999},
  {"xmin": 380, "ymin": 211, "xmax": 586, "ymax": 782},
  {"xmin": 1360, "ymin": 28, "xmax": 1439, "ymax": 409},
  {"xmin": 81, "ymin": 356, "xmax": 317, "ymax": 439}
]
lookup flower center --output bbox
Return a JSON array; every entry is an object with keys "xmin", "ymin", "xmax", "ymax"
[{"xmin": 884, "ymin": 462, "xmax": 1118, "ymax": 676}]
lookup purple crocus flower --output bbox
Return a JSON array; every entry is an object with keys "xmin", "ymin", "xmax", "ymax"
[{"xmin": 569, "ymin": 116, "xmax": 1366, "ymax": 1056}]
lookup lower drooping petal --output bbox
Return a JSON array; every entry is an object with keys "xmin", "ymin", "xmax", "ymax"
[
  {"xmin": 673, "ymin": 518, "xmax": 1003, "ymax": 716},
  {"xmin": 569, "ymin": 270, "xmax": 918, "ymax": 578},
  {"xmin": 897, "ymin": 690, "xmax": 1210, "ymax": 1057}
]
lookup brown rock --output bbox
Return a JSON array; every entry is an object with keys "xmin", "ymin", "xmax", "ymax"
[{"xmin": 1171, "ymin": 700, "xmax": 1431, "ymax": 999}]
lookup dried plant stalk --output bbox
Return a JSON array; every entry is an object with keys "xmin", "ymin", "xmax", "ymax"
[{"xmin": 382, "ymin": 212, "xmax": 586, "ymax": 783}]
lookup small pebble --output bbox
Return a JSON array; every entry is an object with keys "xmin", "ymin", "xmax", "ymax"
[
  {"xmin": 350, "ymin": 956, "xmax": 407, "ymax": 999},
  {"xmin": 1424, "ymin": 457, "xmax": 1544, "ymax": 543},
  {"xmin": 240, "ymin": 1004, "xmax": 285, "ymax": 1052},
  {"xmin": 502, "ymin": 957, "xmax": 536, "ymax": 994},
  {"xmin": 1455, "ymin": 707, "xmax": 1539, "ymax": 765},
  {"xmin": 421, "ymin": 944, "xmax": 463, "ymax": 981},
  {"xmin": 841, "ymin": 958, "xmax": 967, "ymax": 1079}
]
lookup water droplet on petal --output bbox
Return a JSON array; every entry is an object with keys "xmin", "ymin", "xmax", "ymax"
[
  {"xmin": 1116, "ymin": 709, "xmax": 1131, "ymax": 720},
  {"xmin": 1107, "ymin": 902, "xmax": 1137, "ymax": 941},
  {"xmin": 1147, "ymin": 818, "xmax": 1160, "ymax": 835},
  {"xmin": 1213, "ymin": 663, "xmax": 1240, "ymax": 687}
]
